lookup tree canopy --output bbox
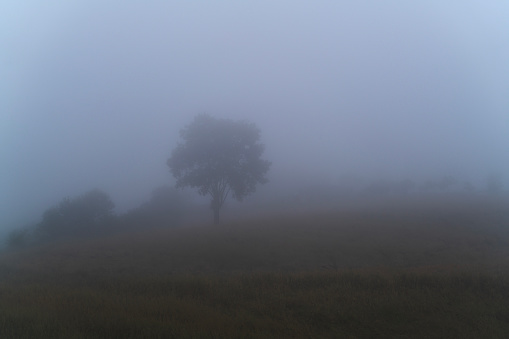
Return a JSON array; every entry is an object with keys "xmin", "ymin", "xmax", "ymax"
[{"xmin": 167, "ymin": 114, "xmax": 271, "ymax": 224}]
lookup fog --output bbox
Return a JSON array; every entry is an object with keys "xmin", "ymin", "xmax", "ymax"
[{"xmin": 2, "ymin": 1, "xmax": 508, "ymax": 231}]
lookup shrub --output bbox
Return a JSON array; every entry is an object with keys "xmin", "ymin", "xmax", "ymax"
[
  {"xmin": 6, "ymin": 228, "xmax": 30, "ymax": 248},
  {"xmin": 36, "ymin": 189, "xmax": 115, "ymax": 241}
]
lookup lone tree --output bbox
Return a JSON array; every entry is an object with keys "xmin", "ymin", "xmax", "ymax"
[{"xmin": 167, "ymin": 114, "xmax": 271, "ymax": 224}]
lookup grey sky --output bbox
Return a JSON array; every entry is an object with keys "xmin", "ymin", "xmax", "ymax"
[{"xmin": 1, "ymin": 1, "xmax": 508, "ymax": 228}]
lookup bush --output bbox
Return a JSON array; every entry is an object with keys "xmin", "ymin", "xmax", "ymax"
[
  {"xmin": 6, "ymin": 228, "xmax": 30, "ymax": 248},
  {"xmin": 120, "ymin": 186, "xmax": 185, "ymax": 230},
  {"xmin": 486, "ymin": 174, "xmax": 503, "ymax": 194},
  {"xmin": 36, "ymin": 189, "xmax": 115, "ymax": 241}
]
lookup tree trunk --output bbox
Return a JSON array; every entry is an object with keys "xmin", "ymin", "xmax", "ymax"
[{"xmin": 213, "ymin": 207, "xmax": 220, "ymax": 225}]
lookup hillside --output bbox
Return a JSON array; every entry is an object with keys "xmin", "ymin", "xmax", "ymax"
[
  {"xmin": 1, "ymin": 194, "xmax": 508, "ymax": 338},
  {"xmin": 1, "ymin": 194, "xmax": 508, "ymax": 281}
]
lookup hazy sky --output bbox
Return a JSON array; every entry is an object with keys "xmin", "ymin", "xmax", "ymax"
[{"xmin": 1, "ymin": 1, "xmax": 508, "ymax": 228}]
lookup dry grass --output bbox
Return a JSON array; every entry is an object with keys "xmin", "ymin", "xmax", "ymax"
[
  {"xmin": 0, "ymin": 194, "xmax": 508, "ymax": 338},
  {"xmin": 1, "ymin": 271, "xmax": 508, "ymax": 338}
]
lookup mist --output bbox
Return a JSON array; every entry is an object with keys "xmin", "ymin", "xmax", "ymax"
[{"xmin": 2, "ymin": 1, "xmax": 508, "ymax": 231}]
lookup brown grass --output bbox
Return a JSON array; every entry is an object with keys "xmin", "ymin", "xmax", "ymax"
[{"xmin": 0, "ymin": 194, "xmax": 508, "ymax": 338}]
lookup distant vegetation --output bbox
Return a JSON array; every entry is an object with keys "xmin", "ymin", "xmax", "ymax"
[
  {"xmin": 36, "ymin": 189, "xmax": 115, "ymax": 241},
  {"xmin": 4, "ymin": 186, "xmax": 187, "ymax": 249},
  {"xmin": 3, "ymin": 170, "xmax": 506, "ymax": 251},
  {"xmin": 486, "ymin": 173, "xmax": 504, "ymax": 194},
  {"xmin": 118, "ymin": 185, "xmax": 187, "ymax": 231}
]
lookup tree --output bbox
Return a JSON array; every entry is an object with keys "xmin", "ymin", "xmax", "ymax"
[{"xmin": 167, "ymin": 114, "xmax": 271, "ymax": 224}]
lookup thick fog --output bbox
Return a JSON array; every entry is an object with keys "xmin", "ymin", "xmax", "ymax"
[{"xmin": 2, "ymin": 1, "xmax": 508, "ymax": 230}]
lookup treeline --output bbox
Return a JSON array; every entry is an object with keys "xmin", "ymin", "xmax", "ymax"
[
  {"xmin": 361, "ymin": 174, "xmax": 505, "ymax": 195},
  {"xmin": 5, "ymin": 186, "xmax": 187, "ymax": 249},
  {"xmin": 266, "ymin": 174, "xmax": 505, "ymax": 210}
]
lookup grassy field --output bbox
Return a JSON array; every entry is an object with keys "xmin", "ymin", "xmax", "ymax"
[{"xmin": 1, "ymin": 194, "xmax": 508, "ymax": 338}]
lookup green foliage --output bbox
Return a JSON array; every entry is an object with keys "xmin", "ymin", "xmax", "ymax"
[
  {"xmin": 36, "ymin": 189, "xmax": 115, "ymax": 240},
  {"xmin": 168, "ymin": 114, "xmax": 271, "ymax": 223}
]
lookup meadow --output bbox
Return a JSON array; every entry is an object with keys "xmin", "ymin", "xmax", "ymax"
[{"xmin": 1, "ymin": 194, "xmax": 508, "ymax": 338}]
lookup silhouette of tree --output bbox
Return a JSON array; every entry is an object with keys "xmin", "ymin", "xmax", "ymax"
[{"xmin": 168, "ymin": 114, "xmax": 271, "ymax": 224}]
